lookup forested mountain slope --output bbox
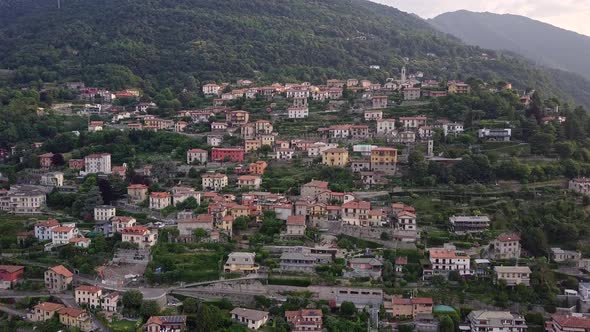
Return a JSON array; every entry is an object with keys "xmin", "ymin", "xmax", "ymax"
[
  {"xmin": 0, "ymin": 0, "xmax": 589, "ymax": 107},
  {"xmin": 430, "ymin": 10, "xmax": 590, "ymax": 81}
]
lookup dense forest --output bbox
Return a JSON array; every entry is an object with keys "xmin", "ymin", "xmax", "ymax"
[{"xmin": 0, "ymin": 0, "xmax": 589, "ymax": 108}]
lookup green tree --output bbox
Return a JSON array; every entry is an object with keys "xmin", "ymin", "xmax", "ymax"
[
  {"xmin": 439, "ymin": 315, "xmax": 455, "ymax": 332},
  {"xmin": 122, "ymin": 290, "xmax": 143, "ymax": 317},
  {"xmin": 140, "ymin": 300, "xmax": 161, "ymax": 320},
  {"xmin": 340, "ymin": 301, "xmax": 357, "ymax": 317}
]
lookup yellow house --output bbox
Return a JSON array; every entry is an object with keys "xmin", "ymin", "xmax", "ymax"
[
  {"xmin": 245, "ymin": 140, "xmax": 262, "ymax": 153},
  {"xmin": 58, "ymin": 307, "xmax": 93, "ymax": 332},
  {"xmin": 370, "ymin": 147, "xmax": 398, "ymax": 164},
  {"xmin": 322, "ymin": 148, "xmax": 349, "ymax": 167}
]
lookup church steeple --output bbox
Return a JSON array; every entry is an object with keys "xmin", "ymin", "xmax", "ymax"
[{"xmin": 401, "ymin": 65, "xmax": 406, "ymax": 82}]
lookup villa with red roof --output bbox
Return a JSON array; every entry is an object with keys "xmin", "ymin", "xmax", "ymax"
[
  {"xmin": 121, "ymin": 226, "xmax": 157, "ymax": 249},
  {"xmin": 45, "ymin": 265, "xmax": 73, "ymax": 293}
]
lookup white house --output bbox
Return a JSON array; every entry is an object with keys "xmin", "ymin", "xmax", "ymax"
[
  {"xmin": 34, "ymin": 219, "xmax": 61, "ymax": 241},
  {"xmin": 230, "ymin": 308, "xmax": 269, "ymax": 330},
  {"xmin": 94, "ymin": 205, "xmax": 116, "ymax": 222},
  {"xmin": 84, "ymin": 154, "xmax": 111, "ymax": 174},
  {"xmin": 288, "ymin": 107, "xmax": 309, "ymax": 119},
  {"xmin": 51, "ymin": 226, "xmax": 79, "ymax": 245}
]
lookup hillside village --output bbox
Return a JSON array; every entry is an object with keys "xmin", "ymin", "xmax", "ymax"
[{"xmin": 0, "ymin": 65, "xmax": 590, "ymax": 332}]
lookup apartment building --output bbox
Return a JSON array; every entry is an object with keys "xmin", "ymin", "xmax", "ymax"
[
  {"xmin": 224, "ymin": 252, "xmax": 259, "ymax": 274},
  {"xmin": 27, "ymin": 302, "xmax": 65, "ymax": 322},
  {"xmin": 0, "ymin": 185, "xmax": 47, "ymax": 214},
  {"xmin": 237, "ymin": 175, "xmax": 262, "ymax": 190},
  {"xmin": 58, "ymin": 307, "xmax": 93, "ymax": 332},
  {"xmin": 425, "ymin": 248, "xmax": 471, "ymax": 277},
  {"xmin": 75, "ymin": 285, "xmax": 103, "ymax": 309},
  {"xmin": 285, "ymin": 309, "xmax": 323, "ymax": 332},
  {"xmin": 111, "ymin": 216, "xmax": 137, "ymax": 234},
  {"xmin": 449, "ymin": 215, "xmax": 490, "ymax": 234},
  {"xmin": 489, "ymin": 233, "xmax": 521, "ymax": 259},
  {"xmin": 127, "ymin": 184, "xmax": 148, "ymax": 203},
  {"xmin": 386, "ymin": 297, "xmax": 433, "ymax": 318},
  {"xmin": 467, "ymin": 311, "xmax": 526, "ymax": 332},
  {"xmin": 84, "ymin": 153, "xmax": 111, "ymax": 174},
  {"xmin": 94, "ymin": 205, "xmax": 115, "ymax": 221},
  {"xmin": 34, "ymin": 219, "xmax": 60, "ymax": 241},
  {"xmin": 121, "ymin": 226, "xmax": 158, "ymax": 249},
  {"xmin": 149, "ymin": 192, "xmax": 172, "ymax": 210},
  {"xmin": 202, "ymin": 173, "xmax": 229, "ymax": 191},
  {"xmin": 186, "ymin": 148, "xmax": 208, "ymax": 164},
  {"xmin": 51, "ymin": 226, "xmax": 80, "ymax": 245},
  {"xmin": 45, "ymin": 265, "xmax": 73, "ymax": 293},
  {"xmin": 322, "ymin": 148, "xmax": 349, "ymax": 167},
  {"xmin": 494, "ymin": 266, "xmax": 532, "ymax": 286}
]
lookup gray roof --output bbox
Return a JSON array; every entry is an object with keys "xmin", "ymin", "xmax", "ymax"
[
  {"xmin": 280, "ymin": 252, "xmax": 317, "ymax": 261},
  {"xmin": 494, "ymin": 266, "xmax": 531, "ymax": 274},
  {"xmin": 349, "ymin": 257, "xmax": 383, "ymax": 266},
  {"xmin": 230, "ymin": 308, "xmax": 268, "ymax": 321}
]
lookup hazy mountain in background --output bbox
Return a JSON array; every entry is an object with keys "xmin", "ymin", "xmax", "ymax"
[{"xmin": 429, "ymin": 10, "xmax": 590, "ymax": 80}]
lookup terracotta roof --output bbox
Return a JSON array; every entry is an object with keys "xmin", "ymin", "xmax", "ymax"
[
  {"xmin": 49, "ymin": 265, "xmax": 73, "ymax": 278},
  {"xmin": 304, "ymin": 180, "xmax": 329, "ymax": 189},
  {"xmin": 127, "ymin": 184, "xmax": 148, "ymax": 189},
  {"xmin": 111, "ymin": 216, "xmax": 135, "ymax": 223},
  {"xmin": 287, "ymin": 215, "xmax": 306, "ymax": 226},
  {"xmin": 196, "ymin": 214, "xmax": 214, "ymax": 223},
  {"xmin": 397, "ymin": 211, "xmax": 416, "ymax": 218},
  {"xmin": 429, "ymin": 249, "xmax": 460, "ymax": 259},
  {"xmin": 188, "ymin": 148, "xmax": 207, "ymax": 153},
  {"xmin": 121, "ymin": 226, "xmax": 149, "ymax": 235},
  {"xmin": 58, "ymin": 307, "xmax": 86, "ymax": 318},
  {"xmin": 0, "ymin": 265, "xmax": 24, "ymax": 274},
  {"xmin": 342, "ymin": 201, "xmax": 371, "ymax": 210},
  {"xmin": 34, "ymin": 302, "xmax": 64, "ymax": 312},
  {"xmin": 51, "ymin": 226, "xmax": 74, "ymax": 233},
  {"xmin": 551, "ymin": 315, "xmax": 590, "ymax": 329},
  {"xmin": 76, "ymin": 285, "xmax": 102, "ymax": 293},
  {"xmin": 496, "ymin": 233, "xmax": 520, "ymax": 242},
  {"xmin": 150, "ymin": 192, "xmax": 171, "ymax": 198}
]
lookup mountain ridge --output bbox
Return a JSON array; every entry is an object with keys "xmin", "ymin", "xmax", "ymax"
[
  {"xmin": 429, "ymin": 10, "xmax": 590, "ymax": 80},
  {"xmin": 0, "ymin": 0, "xmax": 589, "ymax": 108}
]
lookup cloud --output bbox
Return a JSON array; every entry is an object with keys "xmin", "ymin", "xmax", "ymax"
[{"xmin": 371, "ymin": 0, "xmax": 590, "ymax": 36}]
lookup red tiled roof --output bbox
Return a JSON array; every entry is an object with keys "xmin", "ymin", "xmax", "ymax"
[
  {"xmin": 552, "ymin": 315, "xmax": 590, "ymax": 329},
  {"xmin": 287, "ymin": 215, "xmax": 305, "ymax": 225},
  {"xmin": 52, "ymin": 226, "xmax": 74, "ymax": 233},
  {"xmin": 150, "ymin": 192, "xmax": 171, "ymax": 198},
  {"xmin": 342, "ymin": 201, "xmax": 371, "ymax": 210},
  {"xmin": 34, "ymin": 302, "xmax": 64, "ymax": 312},
  {"xmin": 0, "ymin": 265, "xmax": 24, "ymax": 274},
  {"xmin": 58, "ymin": 307, "xmax": 86, "ymax": 318},
  {"xmin": 49, "ymin": 265, "xmax": 73, "ymax": 278},
  {"xmin": 121, "ymin": 226, "xmax": 149, "ymax": 235},
  {"xmin": 496, "ymin": 233, "xmax": 520, "ymax": 242}
]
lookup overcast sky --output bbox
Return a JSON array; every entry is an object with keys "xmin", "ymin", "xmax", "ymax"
[{"xmin": 371, "ymin": 0, "xmax": 590, "ymax": 36}]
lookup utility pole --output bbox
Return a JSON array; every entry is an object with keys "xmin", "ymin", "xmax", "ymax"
[{"xmin": 57, "ymin": 0, "xmax": 61, "ymax": 9}]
